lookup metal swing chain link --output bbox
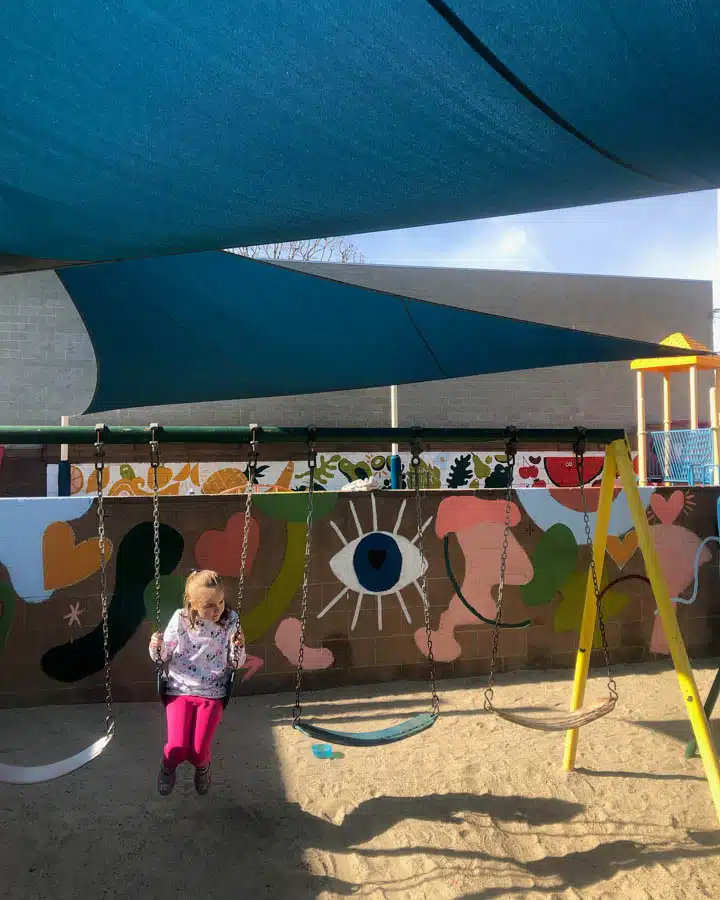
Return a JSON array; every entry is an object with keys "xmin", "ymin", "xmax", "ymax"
[
  {"xmin": 411, "ymin": 443, "xmax": 440, "ymax": 717},
  {"xmin": 234, "ymin": 431, "xmax": 259, "ymax": 666},
  {"xmin": 574, "ymin": 432, "xmax": 618, "ymax": 703},
  {"xmin": 484, "ymin": 430, "xmax": 518, "ymax": 713},
  {"xmin": 94, "ymin": 430, "xmax": 114, "ymax": 736},
  {"xmin": 149, "ymin": 432, "xmax": 162, "ymax": 642},
  {"xmin": 293, "ymin": 437, "xmax": 317, "ymax": 726}
]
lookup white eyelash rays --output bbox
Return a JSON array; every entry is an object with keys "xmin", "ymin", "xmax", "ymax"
[{"xmin": 320, "ymin": 494, "xmax": 431, "ymax": 632}]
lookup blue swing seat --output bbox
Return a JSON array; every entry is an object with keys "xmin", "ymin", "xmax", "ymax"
[{"xmin": 293, "ymin": 711, "xmax": 438, "ymax": 747}]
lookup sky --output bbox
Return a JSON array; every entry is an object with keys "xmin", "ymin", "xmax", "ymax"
[{"xmin": 349, "ymin": 189, "xmax": 719, "ymax": 282}]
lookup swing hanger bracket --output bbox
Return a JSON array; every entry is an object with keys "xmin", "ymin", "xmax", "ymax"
[
  {"xmin": 410, "ymin": 428, "xmax": 424, "ymax": 467},
  {"xmin": 307, "ymin": 427, "xmax": 317, "ymax": 470},
  {"xmin": 149, "ymin": 422, "xmax": 162, "ymax": 469},
  {"xmin": 247, "ymin": 423, "xmax": 261, "ymax": 478},
  {"xmin": 503, "ymin": 426, "xmax": 519, "ymax": 460},
  {"xmin": 94, "ymin": 423, "xmax": 106, "ymax": 469},
  {"xmin": 572, "ymin": 426, "xmax": 587, "ymax": 459}
]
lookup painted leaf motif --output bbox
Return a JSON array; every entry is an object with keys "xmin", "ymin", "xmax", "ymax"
[
  {"xmin": 447, "ymin": 454, "xmax": 472, "ymax": 488},
  {"xmin": 120, "ymin": 463, "xmax": 136, "ymax": 480},
  {"xmin": 522, "ymin": 524, "xmax": 578, "ymax": 606},
  {"xmin": 554, "ymin": 568, "xmax": 630, "ymax": 646}
]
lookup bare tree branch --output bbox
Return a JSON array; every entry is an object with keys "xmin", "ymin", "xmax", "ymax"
[{"xmin": 228, "ymin": 235, "xmax": 365, "ymax": 263}]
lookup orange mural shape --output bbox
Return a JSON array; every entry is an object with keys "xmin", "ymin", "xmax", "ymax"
[
  {"xmin": 43, "ymin": 521, "xmax": 114, "ymax": 591},
  {"xmin": 108, "ymin": 478, "xmax": 181, "ymax": 497},
  {"xmin": 202, "ymin": 467, "xmax": 247, "ymax": 494},
  {"xmin": 85, "ymin": 467, "xmax": 110, "ymax": 494},
  {"xmin": 606, "ymin": 531, "xmax": 639, "ymax": 568}
]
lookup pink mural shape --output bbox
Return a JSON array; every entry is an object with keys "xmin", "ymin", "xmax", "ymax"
[
  {"xmin": 237, "ymin": 653, "xmax": 265, "ymax": 683},
  {"xmin": 275, "ymin": 617, "xmax": 334, "ymax": 669},
  {"xmin": 414, "ymin": 496, "xmax": 533, "ymax": 661},
  {"xmin": 649, "ymin": 523, "xmax": 711, "ymax": 653},
  {"xmin": 194, "ymin": 513, "xmax": 259, "ymax": 577},
  {"xmin": 650, "ymin": 490, "xmax": 685, "ymax": 525}
]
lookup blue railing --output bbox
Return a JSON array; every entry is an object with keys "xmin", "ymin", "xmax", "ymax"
[{"xmin": 648, "ymin": 428, "xmax": 719, "ymax": 484}]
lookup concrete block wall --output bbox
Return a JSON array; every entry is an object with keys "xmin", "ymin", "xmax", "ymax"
[
  {"xmin": 0, "ymin": 264, "xmax": 712, "ymax": 430},
  {"xmin": 0, "ymin": 487, "xmax": 717, "ymax": 708}
]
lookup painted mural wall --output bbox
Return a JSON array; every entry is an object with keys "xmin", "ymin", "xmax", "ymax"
[
  {"xmin": 0, "ymin": 485, "xmax": 717, "ymax": 708},
  {"xmin": 46, "ymin": 449, "xmax": 636, "ymax": 495}
]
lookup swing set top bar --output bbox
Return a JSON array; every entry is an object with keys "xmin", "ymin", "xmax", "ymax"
[{"xmin": 0, "ymin": 425, "xmax": 627, "ymax": 446}]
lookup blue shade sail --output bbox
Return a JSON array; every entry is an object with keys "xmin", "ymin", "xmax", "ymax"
[
  {"xmin": 0, "ymin": 2, "xmax": 719, "ymax": 263},
  {"xmin": 58, "ymin": 253, "xmax": 693, "ymax": 413}
]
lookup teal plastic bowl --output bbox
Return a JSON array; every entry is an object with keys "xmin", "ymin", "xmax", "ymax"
[{"xmin": 311, "ymin": 743, "xmax": 333, "ymax": 759}]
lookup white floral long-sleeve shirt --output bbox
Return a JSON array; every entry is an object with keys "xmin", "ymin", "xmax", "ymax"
[{"xmin": 149, "ymin": 609, "xmax": 246, "ymax": 699}]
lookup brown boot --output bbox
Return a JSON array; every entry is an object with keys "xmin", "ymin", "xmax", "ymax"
[
  {"xmin": 194, "ymin": 764, "xmax": 211, "ymax": 795},
  {"xmin": 157, "ymin": 764, "xmax": 176, "ymax": 796}
]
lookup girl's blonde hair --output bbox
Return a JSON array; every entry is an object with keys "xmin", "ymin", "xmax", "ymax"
[{"xmin": 183, "ymin": 569, "xmax": 229, "ymax": 629}]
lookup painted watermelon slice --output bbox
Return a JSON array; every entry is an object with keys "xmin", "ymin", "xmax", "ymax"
[{"xmin": 545, "ymin": 455, "xmax": 604, "ymax": 487}]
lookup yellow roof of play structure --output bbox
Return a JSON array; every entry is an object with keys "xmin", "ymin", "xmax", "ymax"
[{"xmin": 631, "ymin": 333, "xmax": 720, "ymax": 371}]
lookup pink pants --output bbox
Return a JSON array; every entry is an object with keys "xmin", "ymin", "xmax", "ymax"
[{"xmin": 163, "ymin": 695, "xmax": 224, "ymax": 770}]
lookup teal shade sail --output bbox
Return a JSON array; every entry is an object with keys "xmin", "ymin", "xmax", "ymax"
[
  {"xmin": 58, "ymin": 253, "xmax": 694, "ymax": 413},
  {"xmin": 0, "ymin": 2, "xmax": 719, "ymax": 264}
]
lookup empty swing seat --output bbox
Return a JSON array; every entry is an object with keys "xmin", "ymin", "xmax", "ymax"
[{"xmin": 293, "ymin": 711, "xmax": 438, "ymax": 748}]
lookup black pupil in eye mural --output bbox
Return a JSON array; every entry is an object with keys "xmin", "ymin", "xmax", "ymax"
[{"xmin": 352, "ymin": 532, "xmax": 403, "ymax": 593}]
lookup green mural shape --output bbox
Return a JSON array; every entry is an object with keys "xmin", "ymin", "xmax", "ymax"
[
  {"xmin": 522, "ymin": 523, "xmax": 578, "ymax": 607},
  {"xmin": 297, "ymin": 453, "xmax": 341, "ymax": 486},
  {"xmin": 413, "ymin": 459, "xmax": 442, "ymax": 489},
  {"xmin": 254, "ymin": 491, "xmax": 338, "ymax": 523},
  {"xmin": 242, "ymin": 520, "xmax": 306, "ymax": 643},
  {"xmin": 242, "ymin": 491, "xmax": 339, "ymax": 643},
  {"xmin": 554, "ymin": 568, "xmax": 630, "ymax": 646},
  {"xmin": 338, "ymin": 457, "xmax": 372, "ymax": 483},
  {"xmin": 143, "ymin": 574, "xmax": 186, "ymax": 629},
  {"xmin": 0, "ymin": 581, "xmax": 16, "ymax": 651},
  {"xmin": 472, "ymin": 454, "xmax": 491, "ymax": 481},
  {"xmin": 119, "ymin": 463, "xmax": 136, "ymax": 480}
]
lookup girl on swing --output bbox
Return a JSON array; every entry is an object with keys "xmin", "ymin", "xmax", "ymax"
[{"xmin": 149, "ymin": 569, "xmax": 246, "ymax": 796}]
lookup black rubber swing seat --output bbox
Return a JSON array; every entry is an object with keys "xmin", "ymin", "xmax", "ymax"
[
  {"xmin": 157, "ymin": 670, "xmax": 236, "ymax": 710},
  {"xmin": 293, "ymin": 711, "xmax": 438, "ymax": 747}
]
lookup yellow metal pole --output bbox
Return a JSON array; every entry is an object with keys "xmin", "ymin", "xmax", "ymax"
[
  {"xmin": 636, "ymin": 370, "xmax": 647, "ymax": 486},
  {"xmin": 562, "ymin": 447, "xmax": 617, "ymax": 771},
  {"xmin": 689, "ymin": 365, "xmax": 699, "ymax": 431},
  {"xmin": 614, "ymin": 439, "xmax": 720, "ymax": 825},
  {"xmin": 662, "ymin": 371, "xmax": 672, "ymax": 484}
]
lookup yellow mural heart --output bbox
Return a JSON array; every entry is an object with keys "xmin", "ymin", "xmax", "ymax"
[
  {"xmin": 606, "ymin": 531, "xmax": 638, "ymax": 568},
  {"xmin": 43, "ymin": 521, "xmax": 113, "ymax": 591}
]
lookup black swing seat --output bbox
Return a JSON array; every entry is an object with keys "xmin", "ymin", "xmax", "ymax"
[
  {"xmin": 157, "ymin": 670, "xmax": 236, "ymax": 710},
  {"xmin": 293, "ymin": 711, "xmax": 438, "ymax": 748}
]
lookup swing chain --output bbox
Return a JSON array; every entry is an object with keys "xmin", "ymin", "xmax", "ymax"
[
  {"xmin": 411, "ymin": 438, "xmax": 440, "ymax": 716},
  {"xmin": 573, "ymin": 430, "xmax": 618, "ymax": 702},
  {"xmin": 293, "ymin": 431, "xmax": 317, "ymax": 726},
  {"xmin": 234, "ymin": 427, "xmax": 259, "ymax": 664},
  {"xmin": 485, "ymin": 428, "xmax": 518, "ymax": 713},
  {"xmin": 149, "ymin": 425, "xmax": 162, "ymax": 650},
  {"xmin": 95, "ymin": 426, "xmax": 114, "ymax": 736}
]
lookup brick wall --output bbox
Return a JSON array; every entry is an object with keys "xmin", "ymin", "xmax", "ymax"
[
  {"xmin": 0, "ymin": 487, "xmax": 717, "ymax": 708},
  {"xmin": 0, "ymin": 265, "xmax": 711, "ymax": 430}
]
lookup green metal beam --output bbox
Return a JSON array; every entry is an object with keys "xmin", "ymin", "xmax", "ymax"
[{"xmin": 0, "ymin": 425, "xmax": 627, "ymax": 446}]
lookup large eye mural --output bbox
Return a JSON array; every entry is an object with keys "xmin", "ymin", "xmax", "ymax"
[{"xmin": 321, "ymin": 496, "xmax": 432, "ymax": 630}]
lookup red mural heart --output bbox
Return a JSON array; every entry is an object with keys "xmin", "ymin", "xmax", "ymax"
[{"xmin": 194, "ymin": 513, "xmax": 260, "ymax": 577}]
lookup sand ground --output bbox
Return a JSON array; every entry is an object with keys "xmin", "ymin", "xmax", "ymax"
[{"xmin": 2, "ymin": 661, "xmax": 720, "ymax": 899}]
